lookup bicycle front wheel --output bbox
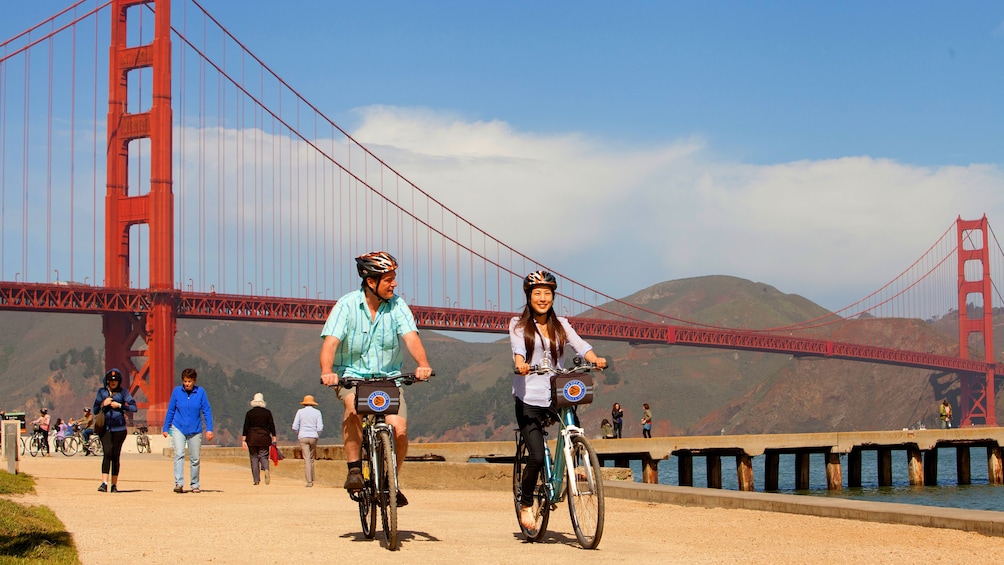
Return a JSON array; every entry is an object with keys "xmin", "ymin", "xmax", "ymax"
[
  {"xmin": 566, "ymin": 435, "xmax": 605, "ymax": 549},
  {"xmin": 29, "ymin": 435, "xmax": 42, "ymax": 457},
  {"xmin": 377, "ymin": 429, "xmax": 399, "ymax": 550},
  {"xmin": 512, "ymin": 434, "xmax": 549, "ymax": 542},
  {"xmin": 62, "ymin": 436, "xmax": 80, "ymax": 456},
  {"xmin": 356, "ymin": 442, "xmax": 377, "ymax": 539}
]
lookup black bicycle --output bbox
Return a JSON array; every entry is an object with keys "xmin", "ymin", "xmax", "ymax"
[
  {"xmin": 333, "ymin": 373, "xmax": 429, "ymax": 551},
  {"xmin": 513, "ymin": 358, "xmax": 605, "ymax": 549},
  {"xmin": 26, "ymin": 424, "xmax": 50, "ymax": 457}
]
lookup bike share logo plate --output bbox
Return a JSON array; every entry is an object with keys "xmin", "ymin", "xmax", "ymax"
[
  {"xmin": 367, "ymin": 390, "xmax": 392, "ymax": 412},
  {"xmin": 553, "ymin": 374, "xmax": 594, "ymax": 407},
  {"xmin": 563, "ymin": 380, "xmax": 588, "ymax": 402},
  {"xmin": 355, "ymin": 383, "xmax": 401, "ymax": 415}
]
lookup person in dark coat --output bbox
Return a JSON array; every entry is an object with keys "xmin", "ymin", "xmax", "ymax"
[
  {"xmin": 241, "ymin": 393, "xmax": 277, "ymax": 485},
  {"xmin": 93, "ymin": 368, "xmax": 138, "ymax": 492}
]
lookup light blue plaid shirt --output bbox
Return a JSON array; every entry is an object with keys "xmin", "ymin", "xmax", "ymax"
[{"xmin": 320, "ymin": 288, "xmax": 418, "ymax": 378}]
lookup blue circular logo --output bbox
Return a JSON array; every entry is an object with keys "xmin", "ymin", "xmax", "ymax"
[
  {"xmin": 367, "ymin": 391, "xmax": 392, "ymax": 412},
  {"xmin": 563, "ymin": 379, "xmax": 587, "ymax": 403}
]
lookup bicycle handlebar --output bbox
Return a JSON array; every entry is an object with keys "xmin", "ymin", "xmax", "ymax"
[
  {"xmin": 514, "ymin": 357, "xmax": 601, "ymax": 375},
  {"xmin": 324, "ymin": 372, "xmax": 434, "ymax": 388}
]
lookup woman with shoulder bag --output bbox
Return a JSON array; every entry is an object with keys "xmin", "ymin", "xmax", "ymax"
[{"xmin": 92, "ymin": 368, "xmax": 137, "ymax": 493}]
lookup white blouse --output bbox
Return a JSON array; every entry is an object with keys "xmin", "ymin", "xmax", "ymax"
[{"xmin": 509, "ymin": 316, "xmax": 593, "ymax": 407}]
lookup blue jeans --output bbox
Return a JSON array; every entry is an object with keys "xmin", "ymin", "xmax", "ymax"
[{"xmin": 170, "ymin": 426, "xmax": 203, "ymax": 488}]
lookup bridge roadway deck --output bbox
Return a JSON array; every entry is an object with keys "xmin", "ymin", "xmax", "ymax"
[{"xmin": 7, "ymin": 448, "xmax": 1004, "ymax": 564}]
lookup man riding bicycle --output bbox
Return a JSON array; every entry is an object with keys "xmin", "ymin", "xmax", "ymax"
[
  {"xmin": 320, "ymin": 251, "xmax": 433, "ymax": 507},
  {"xmin": 78, "ymin": 407, "xmax": 95, "ymax": 453}
]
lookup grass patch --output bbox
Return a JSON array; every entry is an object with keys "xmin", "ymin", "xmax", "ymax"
[
  {"xmin": 0, "ymin": 472, "xmax": 79, "ymax": 564},
  {"xmin": 0, "ymin": 472, "xmax": 34, "ymax": 496}
]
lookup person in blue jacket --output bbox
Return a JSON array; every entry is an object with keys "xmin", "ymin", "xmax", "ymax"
[
  {"xmin": 93, "ymin": 368, "xmax": 138, "ymax": 492},
  {"xmin": 162, "ymin": 367, "xmax": 215, "ymax": 493}
]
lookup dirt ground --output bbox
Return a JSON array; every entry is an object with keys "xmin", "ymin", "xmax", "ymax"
[{"xmin": 6, "ymin": 451, "xmax": 1004, "ymax": 564}]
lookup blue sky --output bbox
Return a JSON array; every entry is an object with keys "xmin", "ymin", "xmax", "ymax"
[{"xmin": 3, "ymin": 1, "xmax": 1003, "ymax": 312}]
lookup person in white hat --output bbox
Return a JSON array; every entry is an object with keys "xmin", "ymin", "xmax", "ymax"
[
  {"xmin": 292, "ymin": 395, "xmax": 323, "ymax": 487},
  {"xmin": 241, "ymin": 393, "xmax": 277, "ymax": 485}
]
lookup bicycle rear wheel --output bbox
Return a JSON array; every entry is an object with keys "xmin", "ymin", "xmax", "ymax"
[
  {"xmin": 512, "ymin": 434, "xmax": 549, "ymax": 542},
  {"xmin": 566, "ymin": 435, "xmax": 604, "ymax": 549},
  {"xmin": 377, "ymin": 429, "xmax": 399, "ymax": 550},
  {"xmin": 62, "ymin": 436, "xmax": 79, "ymax": 456}
]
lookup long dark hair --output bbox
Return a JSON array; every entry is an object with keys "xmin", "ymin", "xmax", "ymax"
[{"xmin": 517, "ymin": 291, "xmax": 567, "ymax": 364}]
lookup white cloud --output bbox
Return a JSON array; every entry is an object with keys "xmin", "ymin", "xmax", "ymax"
[{"xmin": 349, "ymin": 106, "xmax": 1004, "ymax": 311}]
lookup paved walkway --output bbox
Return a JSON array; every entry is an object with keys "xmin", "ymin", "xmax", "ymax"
[{"xmin": 7, "ymin": 452, "xmax": 1004, "ymax": 564}]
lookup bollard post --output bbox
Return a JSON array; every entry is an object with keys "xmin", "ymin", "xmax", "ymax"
[{"xmin": 3, "ymin": 420, "xmax": 20, "ymax": 474}]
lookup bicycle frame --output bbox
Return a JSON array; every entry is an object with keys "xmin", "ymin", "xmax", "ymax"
[
  {"xmin": 539, "ymin": 407, "xmax": 586, "ymax": 504},
  {"xmin": 362, "ymin": 415, "xmax": 397, "ymax": 499}
]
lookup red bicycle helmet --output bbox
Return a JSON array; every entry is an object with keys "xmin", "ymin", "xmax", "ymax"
[
  {"xmin": 355, "ymin": 252, "xmax": 398, "ymax": 279},
  {"xmin": 523, "ymin": 270, "xmax": 557, "ymax": 293}
]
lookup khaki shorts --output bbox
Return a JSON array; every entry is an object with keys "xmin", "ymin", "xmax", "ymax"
[{"xmin": 337, "ymin": 383, "xmax": 408, "ymax": 420}]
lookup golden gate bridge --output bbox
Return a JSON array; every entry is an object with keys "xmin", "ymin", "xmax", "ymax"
[{"xmin": 1, "ymin": 0, "xmax": 1002, "ymax": 427}]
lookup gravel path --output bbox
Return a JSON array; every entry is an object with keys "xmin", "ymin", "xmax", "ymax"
[{"xmin": 7, "ymin": 452, "xmax": 1004, "ymax": 564}]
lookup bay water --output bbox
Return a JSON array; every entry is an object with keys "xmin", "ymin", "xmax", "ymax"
[{"xmin": 627, "ymin": 447, "xmax": 1004, "ymax": 512}]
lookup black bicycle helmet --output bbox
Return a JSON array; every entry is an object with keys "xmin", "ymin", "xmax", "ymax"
[
  {"xmin": 40, "ymin": 408, "xmax": 48, "ymax": 415},
  {"xmin": 523, "ymin": 270, "xmax": 557, "ymax": 293},
  {"xmin": 104, "ymin": 368, "xmax": 123, "ymax": 386},
  {"xmin": 355, "ymin": 251, "xmax": 398, "ymax": 279},
  {"xmin": 83, "ymin": 407, "xmax": 91, "ymax": 414}
]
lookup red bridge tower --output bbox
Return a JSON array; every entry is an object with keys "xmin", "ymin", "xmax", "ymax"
[
  {"xmin": 103, "ymin": 0, "xmax": 177, "ymax": 425},
  {"xmin": 957, "ymin": 215, "xmax": 996, "ymax": 426}
]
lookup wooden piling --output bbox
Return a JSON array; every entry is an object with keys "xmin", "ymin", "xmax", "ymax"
[
  {"xmin": 764, "ymin": 451, "xmax": 779, "ymax": 491},
  {"xmin": 736, "ymin": 453, "xmax": 754, "ymax": 491},
  {"xmin": 641, "ymin": 455, "xmax": 659, "ymax": 484},
  {"xmin": 678, "ymin": 452, "xmax": 693, "ymax": 487},
  {"xmin": 957, "ymin": 446, "xmax": 971, "ymax": 485},
  {"xmin": 878, "ymin": 448, "xmax": 892, "ymax": 486},
  {"xmin": 825, "ymin": 452, "xmax": 842, "ymax": 491},
  {"xmin": 848, "ymin": 448, "xmax": 862, "ymax": 488},
  {"xmin": 795, "ymin": 452, "xmax": 810, "ymax": 490},
  {"xmin": 907, "ymin": 447, "xmax": 924, "ymax": 486},
  {"xmin": 988, "ymin": 446, "xmax": 1003, "ymax": 485},
  {"xmin": 707, "ymin": 454, "xmax": 722, "ymax": 489},
  {"xmin": 924, "ymin": 448, "xmax": 939, "ymax": 485}
]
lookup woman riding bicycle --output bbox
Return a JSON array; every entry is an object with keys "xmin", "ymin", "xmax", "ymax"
[
  {"xmin": 509, "ymin": 270, "xmax": 607, "ymax": 531},
  {"xmin": 30, "ymin": 408, "xmax": 52, "ymax": 456}
]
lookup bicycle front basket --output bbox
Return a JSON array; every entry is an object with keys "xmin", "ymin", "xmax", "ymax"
[
  {"xmin": 354, "ymin": 382, "xmax": 401, "ymax": 415},
  {"xmin": 552, "ymin": 374, "xmax": 594, "ymax": 407}
]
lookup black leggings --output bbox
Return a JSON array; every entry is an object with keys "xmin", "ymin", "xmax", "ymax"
[
  {"xmin": 515, "ymin": 398, "xmax": 550, "ymax": 508},
  {"xmin": 100, "ymin": 430, "xmax": 127, "ymax": 476}
]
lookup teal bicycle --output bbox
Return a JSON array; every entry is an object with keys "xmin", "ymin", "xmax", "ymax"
[{"xmin": 512, "ymin": 358, "xmax": 605, "ymax": 549}]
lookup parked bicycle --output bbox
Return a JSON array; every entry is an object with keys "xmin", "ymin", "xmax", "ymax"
[
  {"xmin": 134, "ymin": 425, "xmax": 151, "ymax": 453},
  {"xmin": 512, "ymin": 358, "xmax": 605, "ymax": 549},
  {"xmin": 333, "ymin": 373, "xmax": 430, "ymax": 551}
]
